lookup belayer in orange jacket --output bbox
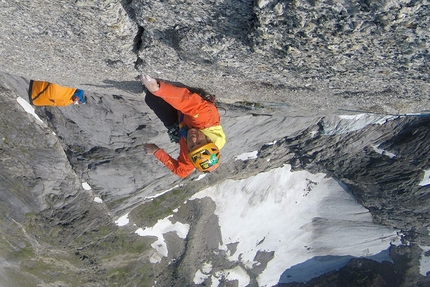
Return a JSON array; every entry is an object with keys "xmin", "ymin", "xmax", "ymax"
[
  {"xmin": 29, "ymin": 80, "xmax": 86, "ymax": 106},
  {"xmin": 140, "ymin": 74, "xmax": 226, "ymax": 178}
]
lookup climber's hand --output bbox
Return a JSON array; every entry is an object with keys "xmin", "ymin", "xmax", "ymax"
[
  {"xmin": 144, "ymin": 143, "xmax": 160, "ymax": 155},
  {"xmin": 139, "ymin": 74, "xmax": 159, "ymax": 93}
]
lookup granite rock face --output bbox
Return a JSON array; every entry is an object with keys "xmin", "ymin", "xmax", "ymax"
[
  {"xmin": 0, "ymin": 0, "xmax": 428, "ymax": 114},
  {"xmin": 2, "ymin": 73, "xmax": 430, "ymax": 286},
  {"xmin": 0, "ymin": 0, "xmax": 430, "ymax": 286}
]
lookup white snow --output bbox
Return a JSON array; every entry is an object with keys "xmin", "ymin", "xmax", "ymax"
[
  {"xmin": 419, "ymin": 245, "xmax": 430, "ymax": 276},
  {"xmin": 322, "ymin": 114, "xmax": 397, "ymax": 135},
  {"xmin": 82, "ymin": 182, "xmax": 92, "ymax": 190},
  {"xmin": 191, "ymin": 164, "xmax": 400, "ymax": 286},
  {"xmin": 201, "ymin": 262, "xmax": 213, "ymax": 273},
  {"xmin": 193, "ymin": 269, "xmax": 210, "ymax": 284},
  {"xmin": 195, "ymin": 174, "xmax": 207, "ymax": 181},
  {"xmin": 115, "ymin": 213, "xmax": 130, "ymax": 227},
  {"xmin": 93, "ymin": 197, "xmax": 103, "ymax": 203},
  {"xmin": 235, "ymin": 151, "xmax": 258, "ymax": 161},
  {"xmin": 16, "ymin": 97, "xmax": 45, "ymax": 124},
  {"xmin": 193, "ymin": 262, "xmax": 213, "ymax": 284},
  {"xmin": 214, "ymin": 266, "xmax": 250, "ymax": 286},
  {"xmin": 135, "ymin": 216, "xmax": 190, "ymax": 263},
  {"xmin": 371, "ymin": 144, "xmax": 396, "ymax": 159},
  {"xmin": 265, "ymin": 140, "xmax": 277, "ymax": 146},
  {"xmin": 419, "ymin": 170, "xmax": 430, "ymax": 186},
  {"xmin": 144, "ymin": 185, "xmax": 180, "ymax": 200}
]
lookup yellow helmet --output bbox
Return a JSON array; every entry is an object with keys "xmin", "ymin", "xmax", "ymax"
[{"xmin": 188, "ymin": 142, "xmax": 220, "ymax": 172}]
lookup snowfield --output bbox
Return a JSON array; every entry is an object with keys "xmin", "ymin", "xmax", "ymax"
[
  {"xmin": 121, "ymin": 163, "xmax": 402, "ymax": 286},
  {"xmin": 191, "ymin": 164, "xmax": 400, "ymax": 286}
]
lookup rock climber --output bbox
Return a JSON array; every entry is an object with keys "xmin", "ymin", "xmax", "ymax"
[
  {"xmin": 139, "ymin": 74, "xmax": 226, "ymax": 178},
  {"xmin": 29, "ymin": 80, "xmax": 86, "ymax": 106}
]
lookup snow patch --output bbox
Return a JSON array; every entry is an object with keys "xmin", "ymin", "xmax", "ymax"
[
  {"xmin": 16, "ymin": 97, "xmax": 44, "ymax": 124},
  {"xmin": 135, "ymin": 216, "xmax": 190, "ymax": 263},
  {"xmin": 371, "ymin": 144, "xmax": 396, "ymax": 159},
  {"xmin": 191, "ymin": 165, "xmax": 400, "ymax": 286},
  {"xmin": 144, "ymin": 185, "xmax": 180, "ymax": 200},
  {"xmin": 93, "ymin": 197, "xmax": 103, "ymax": 203},
  {"xmin": 323, "ymin": 114, "xmax": 397, "ymax": 135},
  {"xmin": 82, "ymin": 182, "xmax": 92, "ymax": 190},
  {"xmin": 419, "ymin": 170, "xmax": 430, "ymax": 186},
  {"xmin": 193, "ymin": 262, "xmax": 213, "ymax": 284},
  {"xmin": 193, "ymin": 270, "xmax": 210, "ymax": 284},
  {"xmin": 115, "ymin": 213, "xmax": 130, "ymax": 227},
  {"xmin": 235, "ymin": 151, "xmax": 258, "ymax": 161},
  {"xmin": 213, "ymin": 266, "xmax": 250, "ymax": 286},
  {"xmin": 201, "ymin": 262, "xmax": 213, "ymax": 274},
  {"xmin": 195, "ymin": 174, "xmax": 207, "ymax": 181}
]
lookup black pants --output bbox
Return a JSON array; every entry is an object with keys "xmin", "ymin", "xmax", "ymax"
[{"xmin": 145, "ymin": 91, "xmax": 178, "ymax": 128}]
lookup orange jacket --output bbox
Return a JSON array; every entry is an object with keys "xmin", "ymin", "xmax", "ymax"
[
  {"xmin": 29, "ymin": 80, "xmax": 76, "ymax": 106},
  {"xmin": 152, "ymin": 81, "xmax": 221, "ymax": 178}
]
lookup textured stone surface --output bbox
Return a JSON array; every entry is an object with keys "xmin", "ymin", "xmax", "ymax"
[
  {"xmin": 0, "ymin": 0, "xmax": 429, "ymax": 114},
  {"xmin": 2, "ymin": 72, "xmax": 430, "ymax": 286},
  {"xmin": 1, "ymin": 0, "xmax": 430, "ymax": 286}
]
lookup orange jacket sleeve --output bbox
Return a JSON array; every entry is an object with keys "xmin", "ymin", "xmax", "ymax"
[
  {"xmin": 153, "ymin": 138, "xmax": 195, "ymax": 178},
  {"xmin": 153, "ymin": 81, "xmax": 220, "ymax": 129}
]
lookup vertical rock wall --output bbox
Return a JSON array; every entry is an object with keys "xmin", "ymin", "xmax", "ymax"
[{"xmin": 0, "ymin": 0, "xmax": 428, "ymax": 113}]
